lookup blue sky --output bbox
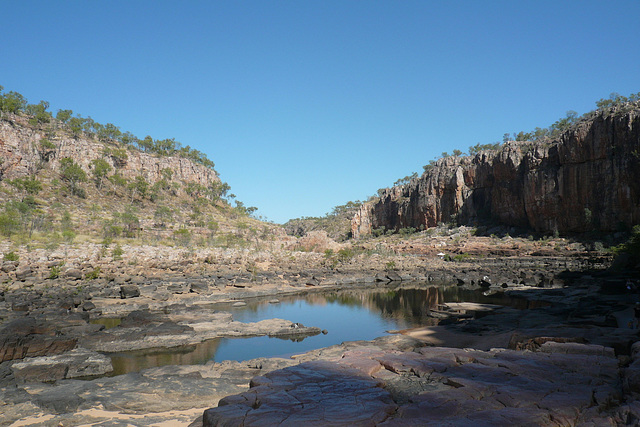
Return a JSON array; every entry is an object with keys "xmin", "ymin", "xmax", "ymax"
[{"xmin": 3, "ymin": 1, "xmax": 639, "ymax": 223}]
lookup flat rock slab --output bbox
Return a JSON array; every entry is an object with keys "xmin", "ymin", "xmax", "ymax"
[
  {"xmin": 203, "ymin": 360, "xmax": 397, "ymax": 426},
  {"xmin": 202, "ymin": 343, "xmax": 623, "ymax": 426},
  {"xmin": 443, "ymin": 302, "xmax": 503, "ymax": 312},
  {"xmin": 11, "ymin": 348, "xmax": 113, "ymax": 381},
  {"xmin": 1, "ymin": 357, "xmax": 299, "ymax": 426}
]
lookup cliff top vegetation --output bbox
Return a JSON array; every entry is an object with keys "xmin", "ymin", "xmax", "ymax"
[
  {"xmin": 0, "ymin": 85, "xmax": 216, "ymax": 170},
  {"xmin": 0, "ymin": 84, "xmax": 274, "ymax": 252}
]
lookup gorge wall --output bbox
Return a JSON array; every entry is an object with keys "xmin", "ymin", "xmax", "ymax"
[
  {"xmin": 352, "ymin": 105, "xmax": 640, "ymax": 237},
  {"xmin": 0, "ymin": 114, "xmax": 219, "ymax": 188}
]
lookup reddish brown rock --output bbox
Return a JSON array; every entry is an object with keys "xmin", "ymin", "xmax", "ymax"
[
  {"xmin": 0, "ymin": 318, "xmax": 77, "ymax": 362},
  {"xmin": 353, "ymin": 106, "xmax": 640, "ymax": 237},
  {"xmin": 203, "ymin": 360, "xmax": 397, "ymax": 427},
  {"xmin": 202, "ymin": 343, "xmax": 622, "ymax": 426}
]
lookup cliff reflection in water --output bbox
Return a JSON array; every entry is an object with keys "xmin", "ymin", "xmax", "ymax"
[
  {"xmin": 107, "ymin": 284, "xmax": 536, "ymax": 374},
  {"xmin": 321, "ymin": 284, "xmax": 539, "ymax": 328}
]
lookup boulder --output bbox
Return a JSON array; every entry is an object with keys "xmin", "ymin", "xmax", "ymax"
[
  {"xmin": 168, "ymin": 283, "xmax": 189, "ymax": 294},
  {"xmin": 375, "ymin": 272, "xmax": 391, "ymax": 283},
  {"xmin": 11, "ymin": 302, "xmax": 30, "ymax": 312},
  {"xmin": 81, "ymin": 301, "xmax": 96, "ymax": 311},
  {"xmin": 120, "ymin": 284, "xmax": 140, "ymax": 299},
  {"xmin": 0, "ymin": 318, "xmax": 77, "ymax": 362},
  {"xmin": 190, "ymin": 281, "xmax": 210, "ymax": 294},
  {"xmin": 305, "ymin": 277, "xmax": 320, "ymax": 287},
  {"xmin": 386, "ymin": 271, "xmax": 403, "ymax": 282},
  {"xmin": 1, "ymin": 261, "xmax": 18, "ymax": 273},
  {"xmin": 14, "ymin": 267, "xmax": 33, "ymax": 281},
  {"xmin": 64, "ymin": 268, "xmax": 83, "ymax": 280},
  {"xmin": 267, "ymin": 322, "xmax": 322, "ymax": 339}
]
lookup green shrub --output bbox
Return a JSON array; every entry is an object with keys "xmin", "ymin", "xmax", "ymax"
[
  {"xmin": 399, "ymin": 227, "xmax": 417, "ymax": 236},
  {"xmin": 445, "ymin": 253, "xmax": 471, "ymax": 262},
  {"xmin": 613, "ymin": 225, "xmax": 640, "ymax": 264},
  {"xmin": 112, "ymin": 243, "xmax": 124, "ymax": 260},
  {"xmin": 59, "ymin": 157, "xmax": 87, "ymax": 197},
  {"xmin": 372, "ymin": 227, "xmax": 386, "ymax": 237},
  {"xmin": 49, "ymin": 264, "xmax": 62, "ymax": 279},
  {"xmin": 3, "ymin": 251, "xmax": 18, "ymax": 261},
  {"xmin": 173, "ymin": 228, "xmax": 192, "ymax": 246},
  {"xmin": 62, "ymin": 229, "xmax": 76, "ymax": 244},
  {"xmin": 337, "ymin": 248, "xmax": 355, "ymax": 262},
  {"xmin": 85, "ymin": 267, "xmax": 101, "ymax": 280}
]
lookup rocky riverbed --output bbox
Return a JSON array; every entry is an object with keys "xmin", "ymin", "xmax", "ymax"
[{"xmin": 1, "ymin": 241, "xmax": 638, "ymax": 426}]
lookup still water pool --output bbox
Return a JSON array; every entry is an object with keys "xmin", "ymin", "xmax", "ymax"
[{"xmin": 108, "ymin": 284, "xmax": 535, "ymax": 375}]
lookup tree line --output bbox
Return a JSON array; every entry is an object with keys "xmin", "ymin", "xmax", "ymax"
[
  {"xmin": 0, "ymin": 85, "xmax": 215, "ymax": 170},
  {"xmin": 422, "ymin": 91, "xmax": 640, "ymax": 173}
]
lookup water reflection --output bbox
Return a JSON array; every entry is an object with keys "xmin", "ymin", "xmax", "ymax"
[
  {"xmin": 106, "ymin": 284, "xmax": 537, "ymax": 374},
  {"xmin": 109, "ymin": 339, "xmax": 222, "ymax": 376},
  {"xmin": 90, "ymin": 317, "xmax": 122, "ymax": 329}
]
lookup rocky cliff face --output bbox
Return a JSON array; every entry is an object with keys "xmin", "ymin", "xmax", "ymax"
[
  {"xmin": 353, "ymin": 105, "xmax": 640, "ymax": 237},
  {"xmin": 0, "ymin": 114, "xmax": 218, "ymax": 187}
]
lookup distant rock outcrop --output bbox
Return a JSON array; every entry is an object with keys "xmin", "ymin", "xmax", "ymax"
[
  {"xmin": 0, "ymin": 114, "xmax": 218, "ymax": 188},
  {"xmin": 353, "ymin": 105, "xmax": 640, "ymax": 237}
]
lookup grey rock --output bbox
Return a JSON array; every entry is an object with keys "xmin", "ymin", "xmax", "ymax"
[
  {"xmin": 64, "ymin": 268, "xmax": 83, "ymax": 280},
  {"xmin": 203, "ymin": 360, "xmax": 397, "ymax": 426},
  {"xmin": 131, "ymin": 276, "xmax": 147, "ymax": 285},
  {"xmin": 168, "ymin": 283, "xmax": 189, "ymax": 294},
  {"xmin": 114, "ymin": 275, "xmax": 132, "ymax": 285},
  {"xmin": 35, "ymin": 383, "xmax": 88, "ymax": 414},
  {"xmin": 190, "ymin": 281, "xmax": 210, "ymax": 294},
  {"xmin": 305, "ymin": 277, "xmax": 320, "ymax": 286},
  {"xmin": 14, "ymin": 267, "xmax": 33, "ymax": 281},
  {"xmin": 11, "ymin": 302, "xmax": 30, "ymax": 312},
  {"xmin": 375, "ymin": 272, "xmax": 391, "ymax": 283},
  {"xmin": 386, "ymin": 271, "xmax": 403, "ymax": 282},
  {"xmin": 1, "ymin": 261, "xmax": 18, "ymax": 273},
  {"xmin": 11, "ymin": 348, "xmax": 113, "ymax": 381},
  {"xmin": 81, "ymin": 301, "xmax": 96, "ymax": 311},
  {"xmin": 268, "ymin": 323, "xmax": 321, "ymax": 339},
  {"xmin": 120, "ymin": 284, "xmax": 140, "ymax": 299}
]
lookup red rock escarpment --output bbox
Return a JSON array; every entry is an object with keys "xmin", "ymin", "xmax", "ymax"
[{"xmin": 353, "ymin": 105, "xmax": 640, "ymax": 237}]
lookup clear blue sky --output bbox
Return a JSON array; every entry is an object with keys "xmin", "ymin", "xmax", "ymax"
[{"xmin": 3, "ymin": 1, "xmax": 639, "ymax": 223}]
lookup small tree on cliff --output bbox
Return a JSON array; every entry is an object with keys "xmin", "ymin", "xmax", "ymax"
[
  {"xmin": 60, "ymin": 158, "xmax": 87, "ymax": 197},
  {"xmin": 90, "ymin": 158, "xmax": 112, "ymax": 189},
  {"xmin": 0, "ymin": 90, "xmax": 27, "ymax": 117},
  {"xmin": 128, "ymin": 175, "xmax": 149, "ymax": 202},
  {"xmin": 56, "ymin": 109, "xmax": 73, "ymax": 123},
  {"xmin": 25, "ymin": 101, "xmax": 52, "ymax": 125}
]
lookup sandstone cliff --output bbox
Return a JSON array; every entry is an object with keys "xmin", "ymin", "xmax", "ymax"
[
  {"xmin": 352, "ymin": 104, "xmax": 640, "ymax": 237},
  {"xmin": 0, "ymin": 114, "xmax": 218, "ymax": 188}
]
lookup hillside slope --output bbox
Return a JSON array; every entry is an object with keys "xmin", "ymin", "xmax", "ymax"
[
  {"xmin": 353, "ymin": 102, "xmax": 640, "ymax": 237},
  {"xmin": 0, "ymin": 111, "xmax": 277, "ymax": 249}
]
